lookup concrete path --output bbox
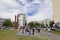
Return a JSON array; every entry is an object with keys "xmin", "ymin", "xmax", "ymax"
[{"xmin": 35, "ymin": 30, "xmax": 60, "ymax": 40}]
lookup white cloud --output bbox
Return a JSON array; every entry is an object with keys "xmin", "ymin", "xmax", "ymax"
[
  {"xmin": 27, "ymin": 0, "xmax": 53, "ymax": 22},
  {"xmin": 0, "ymin": 9, "xmax": 20, "ymax": 20},
  {"xmin": 0, "ymin": 0, "xmax": 53, "ymax": 22},
  {"xmin": 0, "ymin": 0, "xmax": 20, "ymax": 7}
]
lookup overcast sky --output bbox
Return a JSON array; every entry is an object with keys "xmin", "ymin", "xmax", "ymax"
[{"xmin": 0, "ymin": 0, "xmax": 53, "ymax": 22}]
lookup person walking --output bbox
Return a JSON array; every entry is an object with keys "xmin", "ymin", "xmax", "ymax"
[
  {"xmin": 38, "ymin": 28, "xmax": 40, "ymax": 33},
  {"xmin": 32, "ymin": 28, "xmax": 35, "ymax": 35},
  {"xmin": 48, "ymin": 28, "xmax": 51, "ymax": 36}
]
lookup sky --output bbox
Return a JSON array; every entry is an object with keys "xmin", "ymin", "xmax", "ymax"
[{"xmin": 0, "ymin": 0, "xmax": 53, "ymax": 22}]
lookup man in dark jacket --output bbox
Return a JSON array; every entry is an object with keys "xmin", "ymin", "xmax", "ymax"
[{"xmin": 32, "ymin": 28, "xmax": 35, "ymax": 35}]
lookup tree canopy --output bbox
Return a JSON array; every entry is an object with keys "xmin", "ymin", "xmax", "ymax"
[
  {"xmin": 28, "ymin": 21, "xmax": 45, "ymax": 28},
  {"xmin": 49, "ymin": 21, "xmax": 54, "ymax": 28},
  {"xmin": 3, "ymin": 19, "xmax": 14, "ymax": 27}
]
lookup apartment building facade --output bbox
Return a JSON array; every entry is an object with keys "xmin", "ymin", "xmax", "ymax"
[{"xmin": 53, "ymin": 0, "xmax": 60, "ymax": 23}]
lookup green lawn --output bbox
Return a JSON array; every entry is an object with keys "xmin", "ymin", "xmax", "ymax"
[
  {"xmin": 52, "ymin": 31, "xmax": 60, "ymax": 35},
  {"xmin": 44, "ymin": 30, "xmax": 60, "ymax": 35},
  {"xmin": 0, "ymin": 30, "xmax": 45, "ymax": 40}
]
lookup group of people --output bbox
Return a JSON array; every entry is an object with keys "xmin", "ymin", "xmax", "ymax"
[
  {"xmin": 19, "ymin": 26, "xmax": 51, "ymax": 36},
  {"xmin": 25, "ymin": 26, "xmax": 35, "ymax": 35},
  {"xmin": 20, "ymin": 26, "xmax": 35, "ymax": 35}
]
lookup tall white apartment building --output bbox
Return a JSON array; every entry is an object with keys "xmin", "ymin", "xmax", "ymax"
[{"xmin": 17, "ymin": 13, "xmax": 27, "ymax": 28}]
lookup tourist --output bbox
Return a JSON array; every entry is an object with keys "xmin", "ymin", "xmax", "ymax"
[
  {"xmin": 48, "ymin": 28, "xmax": 51, "ymax": 36},
  {"xmin": 20, "ymin": 26, "xmax": 24, "ymax": 34},
  {"xmin": 32, "ymin": 27, "xmax": 35, "ymax": 35},
  {"xmin": 37, "ymin": 28, "xmax": 40, "ymax": 33}
]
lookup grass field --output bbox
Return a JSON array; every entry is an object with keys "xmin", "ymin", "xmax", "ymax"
[
  {"xmin": 44, "ymin": 30, "xmax": 60, "ymax": 35},
  {"xmin": 0, "ymin": 30, "xmax": 46, "ymax": 40},
  {"xmin": 52, "ymin": 31, "xmax": 60, "ymax": 35}
]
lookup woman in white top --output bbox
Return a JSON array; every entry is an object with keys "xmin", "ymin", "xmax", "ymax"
[{"xmin": 48, "ymin": 28, "xmax": 51, "ymax": 36}]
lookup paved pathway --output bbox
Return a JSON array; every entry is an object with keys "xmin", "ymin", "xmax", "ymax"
[{"xmin": 35, "ymin": 30, "xmax": 60, "ymax": 40}]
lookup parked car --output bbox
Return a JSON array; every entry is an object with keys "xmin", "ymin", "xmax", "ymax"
[
  {"xmin": 54, "ymin": 22, "xmax": 60, "ymax": 31},
  {"xmin": 1, "ymin": 26, "xmax": 6, "ymax": 30}
]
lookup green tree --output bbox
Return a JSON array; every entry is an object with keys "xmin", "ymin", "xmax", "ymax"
[
  {"xmin": 28, "ymin": 21, "xmax": 35, "ymax": 27},
  {"xmin": 49, "ymin": 21, "xmax": 54, "ymax": 28},
  {"xmin": 35, "ymin": 22, "xmax": 41, "ymax": 28},
  {"xmin": 3, "ymin": 19, "xmax": 14, "ymax": 27},
  {"xmin": 28, "ymin": 21, "xmax": 41, "ymax": 28},
  {"xmin": 40, "ymin": 24, "xmax": 45, "ymax": 28}
]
